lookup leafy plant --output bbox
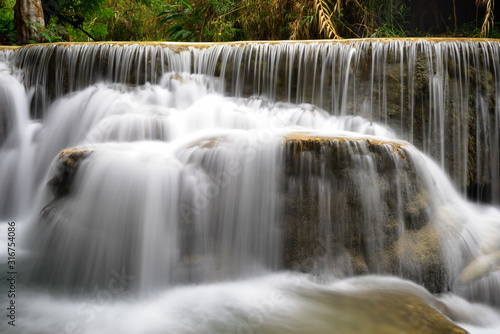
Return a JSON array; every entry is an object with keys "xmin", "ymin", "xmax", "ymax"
[
  {"xmin": 159, "ymin": 0, "xmax": 201, "ymax": 41},
  {"xmin": 159, "ymin": 0, "xmax": 244, "ymax": 42},
  {"xmin": 44, "ymin": 0, "xmax": 106, "ymax": 40},
  {"xmin": 486, "ymin": 22, "xmax": 500, "ymax": 38},
  {"xmin": 102, "ymin": 0, "xmax": 167, "ymax": 41},
  {"xmin": 370, "ymin": 1, "xmax": 410, "ymax": 38},
  {"xmin": 27, "ymin": 20, "xmax": 64, "ymax": 43},
  {"xmin": 0, "ymin": 0, "xmax": 16, "ymax": 44},
  {"xmin": 206, "ymin": 0, "xmax": 244, "ymax": 41}
]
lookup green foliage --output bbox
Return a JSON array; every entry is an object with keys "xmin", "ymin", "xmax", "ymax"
[
  {"xmin": 486, "ymin": 23, "xmax": 500, "ymax": 39},
  {"xmin": 159, "ymin": 0, "xmax": 243, "ymax": 42},
  {"xmin": 43, "ymin": 0, "xmax": 106, "ymax": 40},
  {"xmin": 235, "ymin": 0, "xmax": 289, "ymax": 40},
  {"xmin": 159, "ymin": 0, "xmax": 201, "ymax": 41},
  {"xmin": 0, "ymin": 0, "xmax": 16, "ymax": 44},
  {"xmin": 102, "ymin": 0, "xmax": 167, "ymax": 41},
  {"xmin": 450, "ymin": 21, "xmax": 500, "ymax": 39},
  {"xmin": 27, "ymin": 20, "xmax": 64, "ymax": 43},
  {"xmin": 283, "ymin": 2, "xmax": 316, "ymax": 40},
  {"xmin": 5, "ymin": 0, "xmax": 497, "ymax": 44},
  {"xmin": 450, "ymin": 22, "xmax": 482, "ymax": 38},
  {"xmin": 43, "ymin": 0, "xmax": 168, "ymax": 42},
  {"xmin": 370, "ymin": 2, "xmax": 410, "ymax": 38},
  {"xmin": 55, "ymin": 0, "xmax": 105, "ymax": 28},
  {"xmin": 204, "ymin": 0, "xmax": 243, "ymax": 41}
]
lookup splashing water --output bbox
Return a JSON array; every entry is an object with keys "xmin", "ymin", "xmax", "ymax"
[{"xmin": 1, "ymin": 40, "xmax": 500, "ymax": 333}]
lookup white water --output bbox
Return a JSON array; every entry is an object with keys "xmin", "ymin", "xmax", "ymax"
[
  {"xmin": 15, "ymin": 40, "xmax": 500, "ymax": 202},
  {"xmin": 1, "ymin": 41, "xmax": 500, "ymax": 333},
  {"xmin": 1, "ymin": 273, "xmax": 499, "ymax": 334}
]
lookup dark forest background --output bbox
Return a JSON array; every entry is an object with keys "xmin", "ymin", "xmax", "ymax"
[{"xmin": 1, "ymin": 0, "xmax": 499, "ymax": 45}]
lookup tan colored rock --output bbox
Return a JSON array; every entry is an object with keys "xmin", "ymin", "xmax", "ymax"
[
  {"xmin": 188, "ymin": 136, "xmax": 226, "ymax": 149},
  {"xmin": 257, "ymin": 289, "xmax": 468, "ymax": 334},
  {"xmin": 47, "ymin": 148, "xmax": 93, "ymax": 197},
  {"xmin": 460, "ymin": 250, "xmax": 500, "ymax": 284}
]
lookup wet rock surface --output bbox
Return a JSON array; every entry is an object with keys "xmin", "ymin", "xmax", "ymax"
[
  {"xmin": 0, "ymin": 103, "xmax": 8, "ymax": 144},
  {"xmin": 40, "ymin": 137, "xmax": 466, "ymax": 295},
  {"xmin": 281, "ymin": 135, "xmax": 446, "ymax": 293},
  {"xmin": 47, "ymin": 148, "xmax": 93, "ymax": 198},
  {"xmin": 257, "ymin": 289, "xmax": 469, "ymax": 334}
]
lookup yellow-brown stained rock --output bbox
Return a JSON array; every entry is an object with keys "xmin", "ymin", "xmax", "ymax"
[
  {"xmin": 256, "ymin": 289, "xmax": 468, "ymax": 334},
  {"xmin": 281, "ymin": 134, "xmax": 445, "ymax": 293}
]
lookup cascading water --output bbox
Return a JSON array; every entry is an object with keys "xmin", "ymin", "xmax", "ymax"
[{"xmin": 1, "ymin": 40, "xmax": 500, "ymax": 333}]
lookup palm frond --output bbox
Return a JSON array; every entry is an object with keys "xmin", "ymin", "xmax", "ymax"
[
  {"xmin": 314, "ymin": 0, "xmax": 341, "ymax": 39},
  {"xmin": 476, "ymin": 0, "xmax": 495, "ymax": 36}
]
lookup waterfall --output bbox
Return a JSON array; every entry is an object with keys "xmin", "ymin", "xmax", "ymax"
[
  {"xmin": 13, "ymin": 40, "xmax": 500, "ymax": 203},
  {"xmin": 1, "ymin": 40, "xmax": 500, "ymax": 333}
]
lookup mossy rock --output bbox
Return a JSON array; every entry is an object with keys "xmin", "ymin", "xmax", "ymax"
[{"xmin": 281, "ymin": 134, "xmax": 445, "ymax": 292}]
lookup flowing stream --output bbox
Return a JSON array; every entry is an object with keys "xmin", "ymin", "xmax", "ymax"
[{"xmin": 1, "ymin": 40, "xmax": 500, "ymax": 333}]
